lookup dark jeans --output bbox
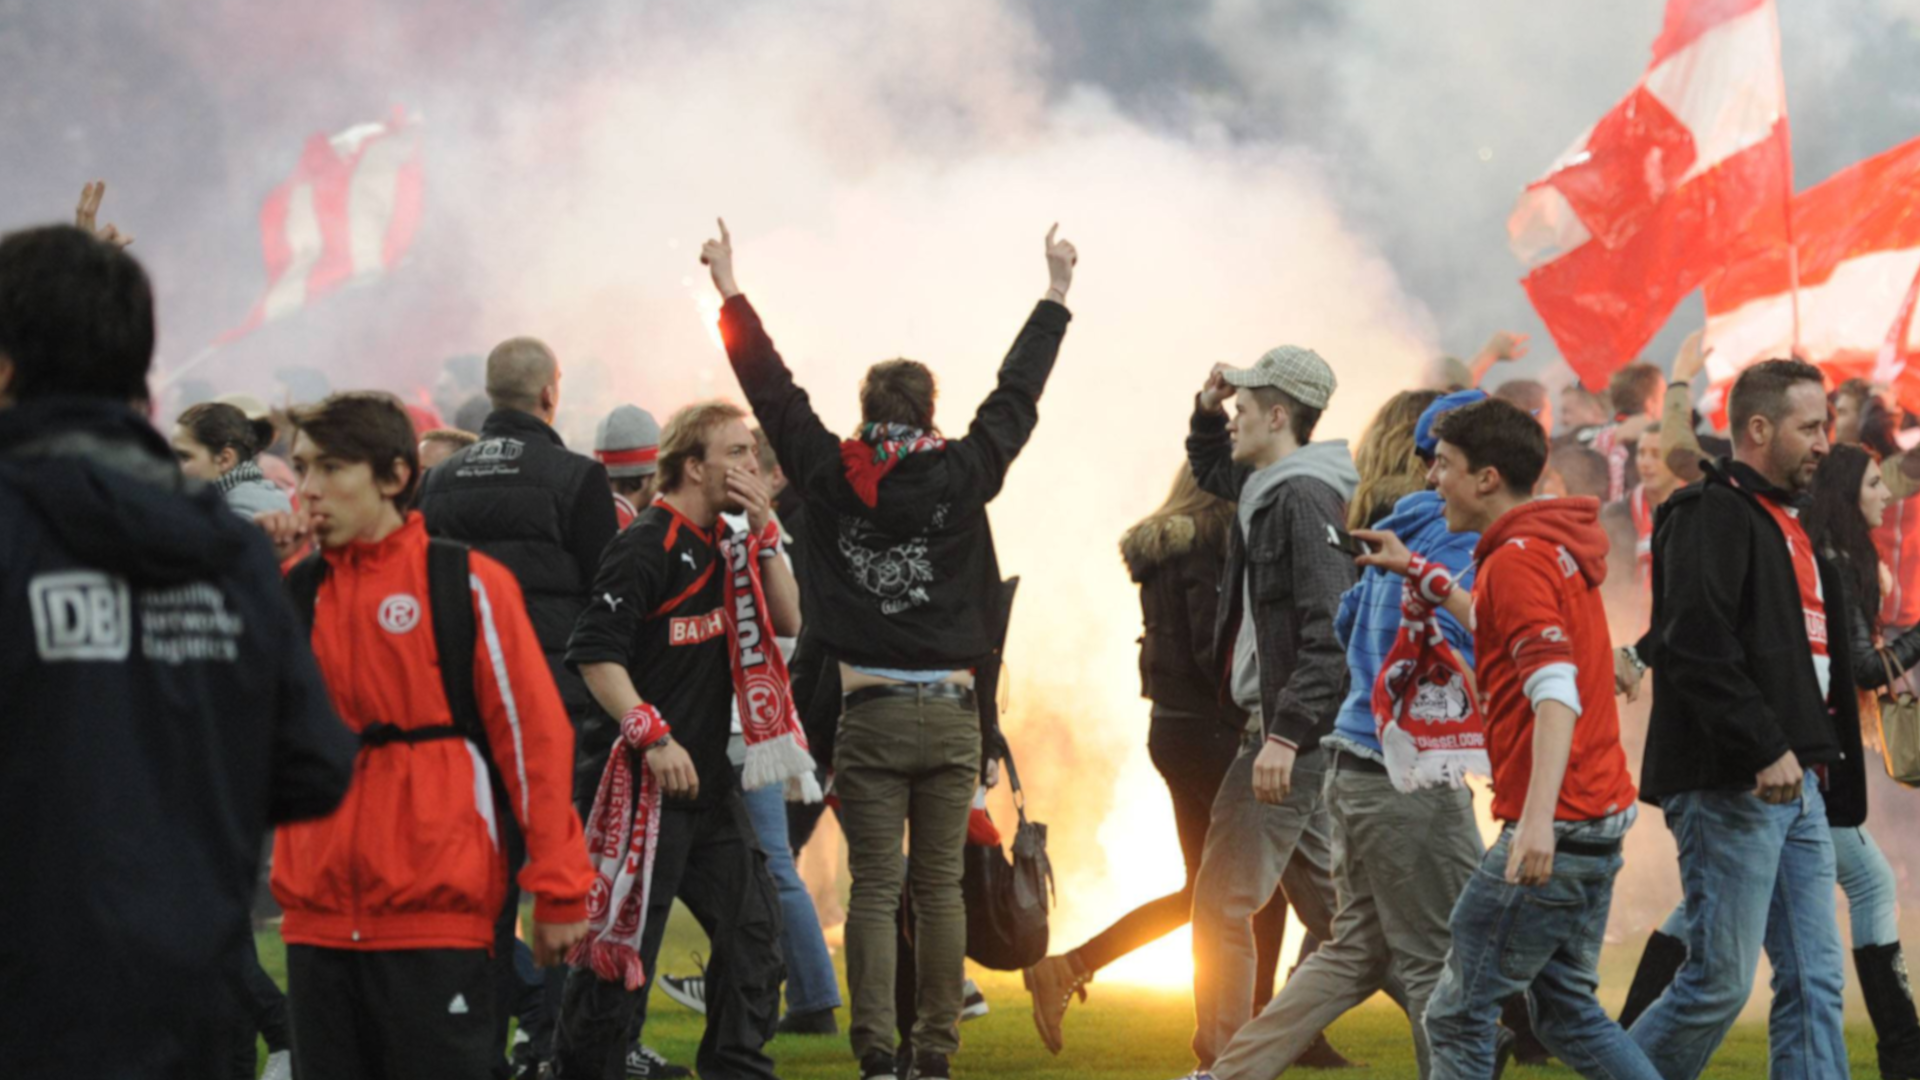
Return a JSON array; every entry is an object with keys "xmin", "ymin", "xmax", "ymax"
[
  {"xmin": 1072, "ymin": 711, "xmax": 1293, "ymax": 993},
  {"xmin": 555, "ymin": 789, "xmax": 784, "ymax": 1080},
  {"xmin": 287, "ymin": 945, "xmax": 496, "ymax": 1080}
]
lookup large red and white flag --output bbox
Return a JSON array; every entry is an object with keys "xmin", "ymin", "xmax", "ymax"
[
  {"xmin": 1702, "ymin": 136, "xmax": 1920, "ymax": 413},
  {"xmin": 1508, "ymin": 0, "xmax": 1792, "ymax": 390},
  {"xmin": 219, "ymin": 112, "xmax": 423, "ymax": 343}
]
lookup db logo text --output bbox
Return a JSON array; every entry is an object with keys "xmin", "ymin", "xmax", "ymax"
[{"xmin": 30, "ymin": 571, "xmax": 132, "ymax": 661}]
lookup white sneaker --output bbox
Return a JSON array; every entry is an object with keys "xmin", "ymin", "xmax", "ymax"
[
  {"xmin": 260, "ymin": 1050, "xmax": 294, "ymax": 1080},
  {"xmin": 659, "ymin": 972, "xmax": 707, "ymax": 1015},
  {"xmin": 960, "ymin": 978, "xmax": 989, "ymax": 1021}
]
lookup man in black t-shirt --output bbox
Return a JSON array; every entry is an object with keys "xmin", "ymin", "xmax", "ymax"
[{"xmin": 554, "ymin": 401, "xmax": 798, "ymax": 1080}]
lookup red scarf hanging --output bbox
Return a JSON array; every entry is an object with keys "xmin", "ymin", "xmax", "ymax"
[
  {"xmin": 840, "ymin": 423, "xmax": 946, "ymax": 508},
  {"xmin": 1371, "ymin": 576, "xmax": 1491, "ymax": 792}
]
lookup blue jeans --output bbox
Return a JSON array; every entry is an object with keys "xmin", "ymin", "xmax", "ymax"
[
  {"xmin": 1425, "ymin": 828, "xmax": 1661, "ymax": 1080},
  {"xmin": 1833, "ymin": 824, "xmax": 1901, "ymax": 949},
  {"xmin": 742, "ymin": 778, "xmax": 843, "ymax": 1015},
  {"xmin": 1629, "ymin": 786, "xmax": 1846, "ymax": 1080}
]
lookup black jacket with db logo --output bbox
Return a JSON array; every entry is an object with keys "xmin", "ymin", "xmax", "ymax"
[{"xmin": 0, "ymin": 398, "xmax": 353, "ymax": 1074}]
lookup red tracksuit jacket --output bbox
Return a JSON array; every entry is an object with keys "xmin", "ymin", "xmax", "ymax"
[{"xmin": 272, "ymin": 514, "xmax": 592, "ymax": 951}]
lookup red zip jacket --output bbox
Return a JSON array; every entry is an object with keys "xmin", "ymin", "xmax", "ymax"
[
  {"xmin": 1469, "ymin": 498, "xmax": 1638, "ymax": 823},
  {"xmin": 272, "ymin": 514, "xmax": 592, "ymax": 951}
]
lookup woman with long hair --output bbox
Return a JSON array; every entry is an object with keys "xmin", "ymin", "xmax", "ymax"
[
  {"xmin": 1020, "ymin": 464, "xmax": 1351, "ymax": 1067},
  {"xmin": 1807, "ymin": 442, "xmax": 1920, "ymax": 1080},
  {"xmin": 1349, "ymin": 389, "xmax": 1441, "ymax": 530}
]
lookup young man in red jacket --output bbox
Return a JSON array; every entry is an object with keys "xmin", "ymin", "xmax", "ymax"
[
  {"xmin": 1357, "ymin": 398, "xmax": 1659, "ymax": 1080},
  {"xmin": 266, "ymin": 392, "xmax": 594, "ymax": 1079}
]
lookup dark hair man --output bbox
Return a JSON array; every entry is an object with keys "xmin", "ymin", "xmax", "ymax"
[
  {"xmin": 0, "ymin": 218, "xmax": 356, "ymax": 1077},
  {"xmin": 270, "ymin": 392, "xmax": 593, "ymax": 1079},
  {"xmin": 1628, "ymin": 359, "xmax": 1851, "ymax": 1077},
  {"xmin": 702, "ymin": 218, "xmax": 1074, "ymax": 1080},
  {"xmin": 556, "ymin": 399, "xmax": 799, "ymax": 1080},
  {"xmin": 1182, "ymin": 346, "xmax": 1355, "ymax": 1076},
  {"xmin": 1355, "ymin": 398, "xmax": 1653, "ymax": 1079}
]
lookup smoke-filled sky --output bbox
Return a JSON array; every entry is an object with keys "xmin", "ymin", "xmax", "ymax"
[{"xmin": 8, "ymin": 0, "xmax": 1920, "ymax": 982}]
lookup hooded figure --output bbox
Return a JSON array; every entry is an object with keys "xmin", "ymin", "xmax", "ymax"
[{"xmin": 1470, "ymin": 496, "xmax": 1635, "ymax": 823}]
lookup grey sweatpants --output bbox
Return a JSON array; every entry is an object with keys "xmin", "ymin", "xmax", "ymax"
[
  {"xmin": 1189, "ymin": 742, "xmax": 1337, "ymax": 1068},
  {"xmin": 1212, "ymin": 751, "xmax": 1482, "ymax": 1080}
]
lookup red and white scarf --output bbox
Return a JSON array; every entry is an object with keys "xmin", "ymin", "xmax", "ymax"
[
  {"xmin": 570, "ymin": 519, "xmax": 822, "ymax": 990},
  {"xmin": 1371, "ymin": 566, "xmax": 1490, "ymax": 793},
  {"xmin": 839, "ymin": 422, "xmax": 946, "ymax": 508}
]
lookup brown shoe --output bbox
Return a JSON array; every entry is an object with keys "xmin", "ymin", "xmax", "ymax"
[{"xmin": 1023, "ymin": 955, "xmax": 1084, "ymax": 1055}]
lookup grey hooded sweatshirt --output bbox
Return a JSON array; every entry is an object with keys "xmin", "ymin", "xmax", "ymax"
[{"xmin": 1186, "ymin": 396, "xmax": 1362, "ymax": 750}]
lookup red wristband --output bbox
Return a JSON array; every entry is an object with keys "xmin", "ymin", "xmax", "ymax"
[
  {"xmin": 620, "ymin": 702, "xmax": 671, "ymax": 751},
  {"xmin": 1405, "ymin": 552, "xmax": 1456, "ymax": 607}
]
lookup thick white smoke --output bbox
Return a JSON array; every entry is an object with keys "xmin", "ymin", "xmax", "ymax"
[{"xmin": 413, "ymin": 0, "xmax": 1439, "ymax": 978}]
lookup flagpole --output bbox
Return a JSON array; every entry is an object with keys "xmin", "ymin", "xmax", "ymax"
[{"xmin": 1771, "ymin": 0, "xmax": 1802, "ymax": 355}]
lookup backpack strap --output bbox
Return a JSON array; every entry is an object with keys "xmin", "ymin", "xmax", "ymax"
[
  {"xmin": 426, "ymin": 538, "xmax": 483, "ymax": 743},
  {"xmin": 427, "ymin": 539, "xmax": 517, "ymax": 866},
  {"xmin": 286, "ymin": 552, "xmax": 328, "ymax": 633}
]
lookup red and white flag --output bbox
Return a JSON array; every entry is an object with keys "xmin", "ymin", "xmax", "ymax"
[
  {"xmin": 1702, "ymin": 136, "xmax": 1920, "ymax": 413},
  {"xmin": 1508, "ymin": 0, "xmax": 1792, "ymax": 390},
  {"xmin": 220, "ymin": 112, "xmax": 423, "ymax": 343}
]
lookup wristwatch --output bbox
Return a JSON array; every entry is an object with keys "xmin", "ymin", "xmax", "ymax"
[{"xmin": 1620, "ymin": 645, "xmax": 1647, "ymax": 676}]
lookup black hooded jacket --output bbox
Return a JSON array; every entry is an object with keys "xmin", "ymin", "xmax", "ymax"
[
  {"xmin": 0, "ymin": 399, "xmax": 354, "ymax": 1072},
  {"xmin": 720, "ymin": 294, "xmax": 1070, "ymax": 670},
  {"xmin": 1641, "ymin": 458, "xmax": 1863, "ymax": 822}
]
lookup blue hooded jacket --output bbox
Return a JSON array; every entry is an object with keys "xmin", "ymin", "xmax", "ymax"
[{"xmin": 1329, "ymin": 490, "xmax": 1479, "ymax": 755}]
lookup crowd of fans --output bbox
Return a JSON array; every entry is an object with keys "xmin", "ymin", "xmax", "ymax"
[{"xmin": 8, "ymin": 185, "xmax": 1920, "ymax": 1080}]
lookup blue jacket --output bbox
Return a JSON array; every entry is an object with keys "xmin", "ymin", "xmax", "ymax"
[{"xmin": 1330, "ymin": 490, "xmax": 1478, "ymax": 754}]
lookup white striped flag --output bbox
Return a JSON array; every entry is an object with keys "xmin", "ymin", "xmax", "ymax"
[
  {"xmin": 1702, "ymin": 136, "xmax": 1920, "ymax": 413},
  {"xmin": 1508, "ymin": 0, "xmax": 1792, "ymax": 390},
  {"xmin": 218, "ymin": 112, "xmax": 424, "ymax": 343}
]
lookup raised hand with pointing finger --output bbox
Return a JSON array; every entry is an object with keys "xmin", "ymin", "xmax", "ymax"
[
  {"xmin": 1045, "ymin": 223, "xmax": 1076, "ymax": 304},
  {"xmin": 701, "ymin": 217, "xmax": 740, "ymax": 299}
]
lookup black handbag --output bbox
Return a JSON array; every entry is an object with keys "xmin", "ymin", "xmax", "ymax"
[{"xmin": 962, "ymin": 747, "xmax": 1054, "ymax": 970}]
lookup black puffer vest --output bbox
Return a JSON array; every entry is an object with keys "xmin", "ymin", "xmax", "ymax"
[{"xmin": 419, "ymin": 409, "xmax": 600, "ymax": 709}]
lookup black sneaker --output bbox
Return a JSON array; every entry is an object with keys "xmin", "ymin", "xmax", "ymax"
[
  {"xmin": 776, "ymin": 1006, "xmax": 840, "ymax": 1035},
  {"xmin": 910, "ymin": 1051, "xmax": 951, "ymax": 1079},
  {"xmin": 658, "ymin": 973, "xmax": 707, "ymax": 1016},
  {"xmin": 625, "ymin": 1043, "xmax": 691, "ymax": 1079},
  {"xmin": 859, "ymin": 1048, "xmax": 900, "ymax": 1080}
]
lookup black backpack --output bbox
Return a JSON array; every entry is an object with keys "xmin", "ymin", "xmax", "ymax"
[{"xmin": 286, "ymin": 539, "xmax": 497, "ymax": 778}]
